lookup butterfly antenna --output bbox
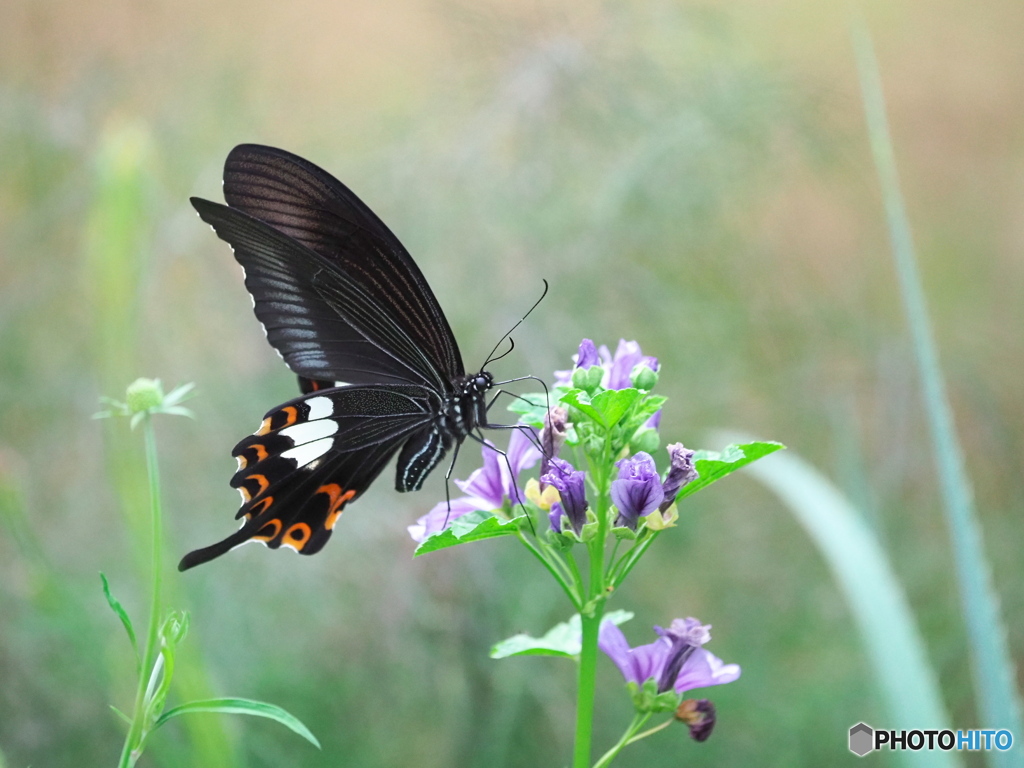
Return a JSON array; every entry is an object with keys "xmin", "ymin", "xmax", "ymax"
[{"xmin": 481, "ymin": 279, "xmax": 549, "ymax": 370}]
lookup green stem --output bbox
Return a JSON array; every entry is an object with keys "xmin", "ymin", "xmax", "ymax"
[
  {"xmin": 517, "ymin": 533, "xmax": 581, "ymax": 610},
  {"xmin": 573, "ymin": 608, "xmax": 603, "ymax": 768},
  {"xmin": 609, "ymin": 531, "xmax": 659, "ymax": 589},
  {"xmin": 572, "ymin": 463, "xmax": 610, "ymax": 768},
  {"xmin": 592, "ymin": 713, "xmax": 651, "ymax": 768},
  {"xmin": 624, "ymin": 717, "xmax": 673, "ymax": 745},
  {"xmin": 565, "ymin": 550, "xmax": 586, "ymax": 599},
  {"xmin": 117, "ymin": 415, "xmax": 164, "ymax": 768}
]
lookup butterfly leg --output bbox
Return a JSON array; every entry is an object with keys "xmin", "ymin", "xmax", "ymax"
[
  {"xmin": 469, "ymin": 430, "xmax": 537, "ymax": 537},
  {"xmin": 441, "ymin": 438, "xmax": 463, "ymax": 529}
]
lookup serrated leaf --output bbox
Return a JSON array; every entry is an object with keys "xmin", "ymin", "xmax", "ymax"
[
  {"xmin": 99, "ymin": 573, "xmax": 138, "ymax": 660},
  {"xmin": 153, "ymin": 698, "xmax": 320, "ymax": 749},
  {"xmin": 676, "ymin": 441, "xmax": 785, "ymax": 502},
  {"xmin": 560, "ymin": 389, "xmax": 604, "ymax": 424},
  {"xmin": 590, "ymin": 388, "xmax": 641, "ymax": 429},
  {"xmin": 506, "ymin": 391, "xmax": 554, "ymax": 427},
  {"xmin": 628, "ymin": 395, "xmax": 667, "ymax": 427},
  {"xmin": 413, "ymin": 510, "xmax": 522, "ymax": 556},
  {"xmin": 490, "ymin": 610, "xmax": 634, "ymax": 659}
]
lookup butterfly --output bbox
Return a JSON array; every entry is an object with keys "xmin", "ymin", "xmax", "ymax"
[{"xmin": 178, "ymin": 144, "xmax": 534, "ymax": 571}]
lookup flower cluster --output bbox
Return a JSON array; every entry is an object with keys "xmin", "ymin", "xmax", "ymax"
[
  {"xmin": 410, "ymin": 339, "xmax": 696, "ymax": 544},
  {"xmin": 408, "ymin": 338, "xmax": 773, "ymax": 763}
]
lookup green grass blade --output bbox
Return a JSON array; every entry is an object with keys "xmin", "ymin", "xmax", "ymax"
[
  {"xmin": 716, "ymin": 432, "xmax": 960, "ymax": 768},
  {"xmin": 853, "ymin": 20, "xmax": 1024, "ymax": 761},
  {"xmin": 99, "ymin": 572, "xmax": 138, "ymax": 662},
  {"xmin": 153, "ymin": 698, "xmax": 320, "ymax": 749}
]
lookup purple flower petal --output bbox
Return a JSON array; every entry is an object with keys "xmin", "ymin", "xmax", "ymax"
[
  {"xmin": 541, "ymin": 457, "xmax": 588, "ymax": 534},
  {"xmin": 576, "ymin": 338, "xmax": 599, "ymax": 368},
  {"xmin": 598, "ymin": 617, "xmax": 741, "ymax": 696},
  {"xmin": 610, "ymin": 451, "xmax": 665, "ymax": 529}
]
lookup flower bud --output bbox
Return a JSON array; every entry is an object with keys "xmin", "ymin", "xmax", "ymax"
[
  {"xmin": 675, "ymin": 699, "xmax": 716, "ymax": 742},
  {"xmin": 630, "ymin": 362, "xmax": 658, "ymax": 390},
  {"xmin": 125, "ymin": 378, "xmax": 163, "ymax": 413}
]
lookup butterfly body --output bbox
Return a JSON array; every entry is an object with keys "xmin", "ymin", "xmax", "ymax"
[{"xmin": 178, "ymin": 145, "xmax": 498, "ymax": 571}]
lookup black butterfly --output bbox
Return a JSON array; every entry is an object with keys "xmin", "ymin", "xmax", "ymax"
[{"xmin": 179, "ymin": 144, "xmax": 529, "ymax": 571}]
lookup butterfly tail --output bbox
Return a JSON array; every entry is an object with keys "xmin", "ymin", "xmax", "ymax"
[{"xmin": 178, "ymin": 523, "xmax": 261, "ymax": 571}]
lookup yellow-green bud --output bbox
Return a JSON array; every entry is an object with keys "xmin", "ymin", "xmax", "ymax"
[
  {"xmin": 125, "ymin": 378, "xmax": 163, "ymax": 413},
  {"xmin": 630, "ymin": 363, "xmax": 658, "ymax": 390}
]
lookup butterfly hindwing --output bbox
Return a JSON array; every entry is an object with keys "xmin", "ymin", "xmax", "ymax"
[{"xmin": 178, "ymin": 385, "xmax": 439, "ymax": 571}]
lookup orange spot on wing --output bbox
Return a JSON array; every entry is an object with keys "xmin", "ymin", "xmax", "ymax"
[
  {"xmin": 252, "ymin": 444, "xmax": 269, "ymax": 461},
  {"xmin": 285, "ymin": 522, "xmax": 312, "ymax": 550},
  {"xmin": 253, "ymin": 517, "xmax": 282, "ymax": 542},
  {"xmin": 317, "ymin": 483, "xmax": 357, "ymax": 530},
  {"xmin": 251, "ymin": 496, "xmax": 274, "ymax": 515},
  {"xmin": 247, "ymin": 474, "xmax": 270, "ymax": 496},
  {"xmin": 282, "ymin": 406, "xmax": 298, "ymax": 427}
]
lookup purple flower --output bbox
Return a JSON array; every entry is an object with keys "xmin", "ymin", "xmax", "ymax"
[
  {"xmin": 610, "ymin": 452, "xmax": 664, "ymax": 529},
  {"xmin": 598, "ymin": 618, "xmax": 741, "ymax": 695},
  {"xmin": 605, "ymin": 339, "xmax": 658, "ymax": 390},
  {"xmin": 576, "ymin": 338, "xmax": 600, "ymax": 369},
  {"xmin": 541, "ymin": 457, "xmax": 588, "ymax": 534},
  {"xmin": 554, "ymin": 338, "xmax": 658, "ymax": 390},
  {"xmin": 408, "ymin": 427, "xmax": 540, "ymax": 542},
  {"xmin": 659, "ymin": 442, "xmax": 697, "ymax": 512}
]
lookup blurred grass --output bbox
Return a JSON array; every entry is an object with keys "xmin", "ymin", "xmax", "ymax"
[
  {"xmin": 854, "ymin": 20, "xmax": 1023, "ymax": 764},
  {"xmin": 1, "ymin": 1, "xmax": 1021, "ymax": 766}
]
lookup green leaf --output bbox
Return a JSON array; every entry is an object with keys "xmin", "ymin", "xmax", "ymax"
[
  {"xmin": 505, "ymin": 391, "xmax": 554, "ymax": 427},
  {"xmin": 109, "ymin": 705, "xmax": 132, "ymax": 725},
  {"xmin": 676, "ymin": 441, "xmax": 785, "ymax": 502},
  {"xmin": 162, "ymin": 381, "xmax": 196, "ymax": 407},
  {"xmin": 590, "ymin": 388, "xmax": 641, "ymax": 429},
  {"xmin": 99, "ymin": 572, "xmax": 138, "ymax": 660},
  {"xmin": 490, "ymin": 610, "xmax": 634, "ymax": 659},
  {"xmin": 414, "ymin": 510, "xmax": 522, "ymax": 556},
  {"xmin": 153, "ymin": 698, "xmax": 320, "ymax": 749},
  {"xmin": 627, "ymin": 395, "xmax": 667, "ymax": 428},
  {"xmin": 559, "ymin": 388, "xmax": 603, "ymax": 424}
]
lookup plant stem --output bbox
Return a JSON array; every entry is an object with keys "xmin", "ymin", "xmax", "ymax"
[
  {"xmin": 572, "ymin": 459, "xmax": 610, "ymax": 768},
  {"xmin": 609, "ymin": 531, "xmax": 659, "ymax": 589},
  {"xmin": 517, "ymin": 533, "xmax": 581, "ymax": 609},
  {"xmin": 573, "ymin": 608, "xmax": 603, "ymax": 768},
  {"xmin": 592, "ymin": 713, "xmax": 651, "ymax": 768},
  {"xmin": 117, "ymin": 415, "xmax": 164, "ymax": 768}
]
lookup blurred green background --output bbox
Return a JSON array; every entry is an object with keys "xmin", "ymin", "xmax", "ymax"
[{"xmin": 1, "ymin": 1, "xmax": 1021, "ymax": 766}]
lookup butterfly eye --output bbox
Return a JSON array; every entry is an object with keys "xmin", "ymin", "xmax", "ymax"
[{"xmin": 475, "ymin": 375, "xmax": 490, "ymax": 390}]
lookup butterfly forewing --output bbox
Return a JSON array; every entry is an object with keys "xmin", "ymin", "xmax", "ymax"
[
  {"xmin": 222, "ymin": 144, "xmax": 464, "ymax": 381},
  {"xmin": 191, "ymin": 198, "xmax": 446, "ymax": 389}
]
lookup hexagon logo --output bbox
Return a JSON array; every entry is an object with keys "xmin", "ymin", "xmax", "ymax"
[{"xmin": 849, "ymin": 722, "xmax": 874, "ymax": 756}]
